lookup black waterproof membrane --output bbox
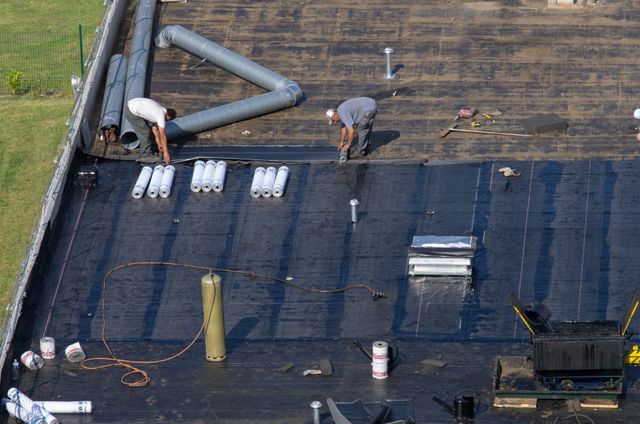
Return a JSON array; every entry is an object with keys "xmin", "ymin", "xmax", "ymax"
[{"xmin": 5, "ymin": 159, "xmax": 640, "ymax": 423}]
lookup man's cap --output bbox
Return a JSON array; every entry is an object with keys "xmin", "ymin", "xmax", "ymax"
[
  {"xmin": 326, "ymin": 108, "xmax": 336, "ymax": 125},
  {"xmin": 634, "ymin": 108, "xmax": 640, "ymax": 120}
]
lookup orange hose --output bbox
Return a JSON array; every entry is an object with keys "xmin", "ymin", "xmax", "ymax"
[{"xmin": 80, "ymin": 261, "xmax": 380, "ymax": 387}]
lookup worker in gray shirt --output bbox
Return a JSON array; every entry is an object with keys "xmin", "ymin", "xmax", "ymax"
[{"xmin": 326, "ymin": 97, "xmax": 378, "ymax": 161}]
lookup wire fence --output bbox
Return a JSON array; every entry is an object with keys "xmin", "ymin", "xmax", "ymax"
[{"xmin": 0, "ymin": 27, "xmax": 97, "ymax": 96}]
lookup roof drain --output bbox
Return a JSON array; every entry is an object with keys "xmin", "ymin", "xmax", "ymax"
[
  {"xmin": 154, "ymin": 25, "xmax": 303, "ymax": 140},
  {"xmin": 119, "ymin": 0, "xmax": 157, "ymax": 149}
]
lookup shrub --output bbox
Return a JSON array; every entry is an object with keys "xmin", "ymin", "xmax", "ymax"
[{"xmin": 5, "ymin": 70, "xmax": 26, "ymax": 95}]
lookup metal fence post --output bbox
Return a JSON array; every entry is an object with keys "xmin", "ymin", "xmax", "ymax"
[{"xmin": 79, "ymin": 25, "xmax": 85, "ymax": 76}]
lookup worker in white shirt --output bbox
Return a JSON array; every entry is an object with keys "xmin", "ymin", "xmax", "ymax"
[{"xmin": 124, "ymin": 98, "xmax": 176, "ymax": 164}]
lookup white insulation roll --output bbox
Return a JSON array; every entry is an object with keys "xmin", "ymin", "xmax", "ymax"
[
  {"xmin": 191, "ymin": 160, "xmax": 205, "ymax": 192},
  {"xmin": 35, "ymin": 401, "xmax": 92, "ymax": 414},
  {"xmin": 213, "ymin": 161, "xmax": 227, "ymax": 192},
  {"xmin": 202, "ymin": 160, "xmax": 216, "ymax": 192},
  {"xmin": 8, "ymin": 388, "xmax": 58, "ymax": 424},
  {"xmin": 250, "ymin": 167, "xmax": 266, "ymax": 198},
  {"xmin": 261, "ymin": 167, "xmax": 277, "ymax": 198},
  {"xmin": 146, "ymin": 165, "xmax": 165, "ymax": 198},
  {"xmin": 132, "ymin": 166, "xmax": 153, "ymax": 199},
  {"xmin": 273, "ymin": 166, "xmax": 289, "ymax": 198},
  {"xmin": 159, "ymin": 165, "xmax": 175, "ymax": 198}
]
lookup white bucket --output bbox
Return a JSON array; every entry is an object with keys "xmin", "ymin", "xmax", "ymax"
[
  {"xmin": 40, "ymin": 337, "xmax": 55, "ymax": 360},
  {"xmin": 20, "ymin": 351, "xmax": 44, "ymax": 370},
  {"xmin": 371, "ymin": 341, "xmax": 388, "ymax": 380},
  {"xmin": 64, "ymin": 342, "xmax": 86, "ymax": 363}
]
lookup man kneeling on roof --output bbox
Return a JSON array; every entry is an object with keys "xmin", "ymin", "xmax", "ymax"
[
  {"xmin": 326, "ymin": 97, "xmax": 378, "ymax": 162},
  {"xmin": 125, "ymin": 98, "xmax": 177, "ymax": 164}
]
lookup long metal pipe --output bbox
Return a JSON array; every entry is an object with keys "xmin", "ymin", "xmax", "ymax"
[
  {"xmin": 120, "ymin": 0, "xmax": 157, "ymax": 147},
  {"xmin": 156, "ymin": 25, "xmax": 291, "ymax": 91},
  {"xmin": 99, "ymin": 54, "xmax": 127, "ymax": 133},
  {"xmin": 155, "ymin": 25, "xmax": 303, "ymax": 140}
]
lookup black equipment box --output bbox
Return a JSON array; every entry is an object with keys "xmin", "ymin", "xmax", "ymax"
[
  {"xmin": 75, "ymin": 165, "xmax": 98, "ymax": 188},
  {"xmin": 533, "ymin": 321, "xmax": 625, "ymax": 378}
]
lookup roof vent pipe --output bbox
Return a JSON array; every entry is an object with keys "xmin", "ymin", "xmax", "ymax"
[
  {"xmin": 154, "ymin": 25, "xmax": 303, "ymax": 140},
  {"xmin": 120, "ymin": 0, "xmax": 157, "ymax": 149}
]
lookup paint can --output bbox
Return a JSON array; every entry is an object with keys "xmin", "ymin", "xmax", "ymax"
[
  {"xmin": 40, "ymin": 337, "xmax": 55, "ymax": 360},
  {"xmin": 64, "ymin": 342, "xmax": 86, "ymax": 363},
  {"xmin": 371, "ymin": 340, "xmax": 388, "ymax": 379},
  {"xmin": 20, "ymin": 351, "xmax": 44, "ymax": 371}
]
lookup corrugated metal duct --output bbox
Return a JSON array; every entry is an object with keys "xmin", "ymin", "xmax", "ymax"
[
  {"xmin": 120, "ymin": 0, "xmax": 157, "ymax": 148},
  {"xmin": 99, "ymin": 54, "xmax": 127, "ymax": 134},
  {"xmin": 155, "ymin": 25, "xmax": 303, "ymax": 140}
]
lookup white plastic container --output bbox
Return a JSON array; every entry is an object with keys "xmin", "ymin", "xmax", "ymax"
[
  {"xmin": 39, "ymin": 337, "xmax": 55, "ymax": 360},
  {"xmin": 371, "ymin": 341, "xmax": 389, "ymax": 380}
]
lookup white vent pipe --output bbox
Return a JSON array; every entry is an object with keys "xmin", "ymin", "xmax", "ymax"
[
  {"xmin": 159, "ymin": 165, "xmax": 175, "ymax": 198},
  {"xmin": 202, "ymin": 160, "xmax": 216, "ymax": 192},
  {"xmin": 273, "ymin": 166, "xmax": 289, "ymax": 198},
  {"xmin": 213, "ymin": 161, "xmax": 227, "ymax": 192},
  {"xmin": 147, "ymin": 165, "xmax": 164, "ymax": 198},
  {"xmin": 132, "ymin": 166, "xmax": 153, "ymax": 199},
  {"xmin": 191, "ymin": 160, "xmax": 205, "ymax": 192},
  {"xmin": 261, "ymin": 167, "xmax": 277, "ymax": 198},
  {"xmin": 250, "ymin": 167, "xmax": 266, "ymax": 198}
]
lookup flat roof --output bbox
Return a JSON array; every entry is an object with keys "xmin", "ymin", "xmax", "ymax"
[{"xmin": 9, "ymin": 1, "xmax": 640, "ymax": 423}]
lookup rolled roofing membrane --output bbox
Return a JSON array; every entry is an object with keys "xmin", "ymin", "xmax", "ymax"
[
  {"xmin": 213, "ymin": 161, "xmax": 227, "ymax": 192},
  {"xmin": 191, "ymin": 160, "xmax": 205, "ymax": 192}
]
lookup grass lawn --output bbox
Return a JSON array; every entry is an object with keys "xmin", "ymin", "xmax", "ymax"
[
  {"xmin": 0, "ymin": 0, "xmax": 105, "ymax": 326},
  {"xmin": 0, "ymin": 97, "xmax": 74, "ymax": 313}
]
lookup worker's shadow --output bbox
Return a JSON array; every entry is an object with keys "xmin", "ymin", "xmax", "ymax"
[{"xmin": 368, "ymin": 130, "xmax": 400, "ymax": 154}]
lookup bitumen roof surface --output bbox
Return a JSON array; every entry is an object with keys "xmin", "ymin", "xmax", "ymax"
[{"xmin": 8, "ymin": 1, "xmax": 640, "ymax": 423}]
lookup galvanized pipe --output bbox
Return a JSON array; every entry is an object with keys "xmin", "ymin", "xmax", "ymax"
[
  {"xmin": 99, "ymin": 54, "xmax": 127, "ymax": 133},
  {"xmin": 350, "ymin": 199, "xmax": 360, "ymax": 223},
  {"xmin": 310, "ymin": 401, "xmax": 322, "ymax": 424},
  {"xmin": 119, "ymin": 0, "xmax": 157, "ymax": 148},
  {"xmin": 155, "ymin": 25, "xmax": 303, "ymax": 140},
  {"xmin": 383, "ymin": 47, "xmax": 397, "ymax": 79}
]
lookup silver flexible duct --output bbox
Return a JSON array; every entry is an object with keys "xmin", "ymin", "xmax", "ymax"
[
  {"xmin": 120, "ymin": 0, "xmax": 157, "ymax": 148},
  {"xmin": 99, "ymin": 54, "xmax": 127, "ymax": 133},
  {"xmin": 155, "ymin": 25, "xmax": 303, "ymax": 140}
]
